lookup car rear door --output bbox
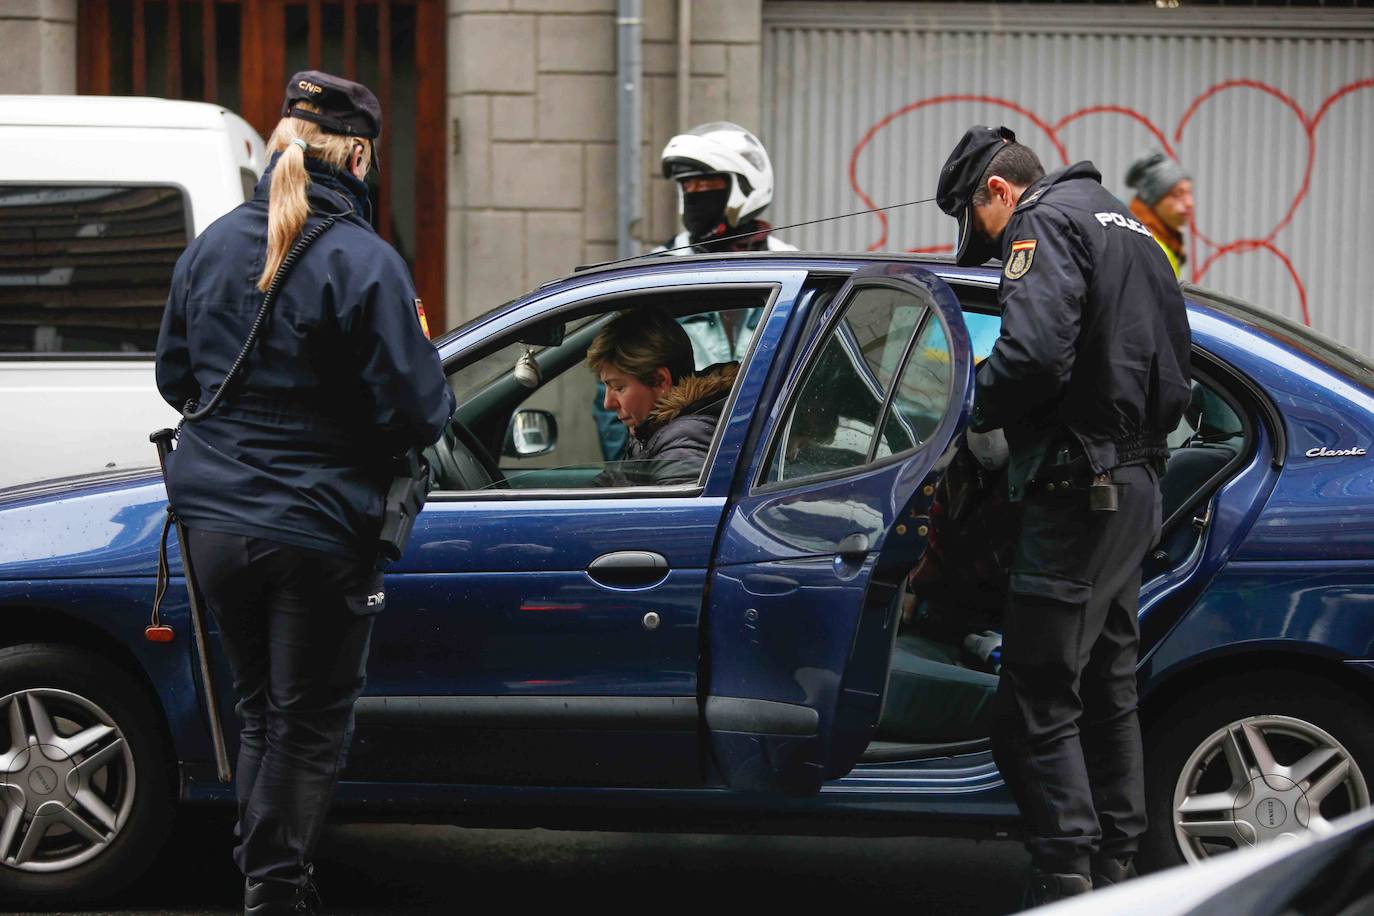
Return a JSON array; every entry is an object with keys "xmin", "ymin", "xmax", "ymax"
[{"xmin": 703, "ymin": 264, "xmax": 975, "ymax": 793}]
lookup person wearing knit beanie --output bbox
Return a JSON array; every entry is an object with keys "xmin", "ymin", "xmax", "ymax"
[{"xmin": 1124, "ymin": 150, "xmax": 1194, "ymax": 278}]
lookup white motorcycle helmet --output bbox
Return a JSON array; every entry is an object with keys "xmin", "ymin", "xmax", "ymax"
[{"xmin": 661, "ymin": 122, "xmax": 775, "ymax": 229}]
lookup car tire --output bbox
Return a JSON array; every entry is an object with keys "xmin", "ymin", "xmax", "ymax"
[
  {"xmin": 0, "ymin": 643, "xmax": 175, "ymax": 907},
  {"xmin": 1139, "ymin": 670, "xmax": 1374, "ymax": 873}
]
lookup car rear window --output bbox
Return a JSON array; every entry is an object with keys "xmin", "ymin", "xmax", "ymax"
[
  {"xmin": 0, "ymin": 183, "xmax": 190, "ymax": 356},
  {"xmin": 1188, "ymin": 284, "xmax": 1374, "ymax": 393}
]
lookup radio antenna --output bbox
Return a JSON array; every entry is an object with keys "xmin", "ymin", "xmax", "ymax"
[{"xmin": 580, "ymin": 196, "xmax": 942, "ymax": 271}]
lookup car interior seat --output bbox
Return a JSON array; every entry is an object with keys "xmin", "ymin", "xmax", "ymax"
[
  {"xmin": 878, "ymin": 631, "xmax": 998, "ymax": 743},
  {"xmin": 1160, "ymin": 382, "xmax": 1244, "ymax": 521}
]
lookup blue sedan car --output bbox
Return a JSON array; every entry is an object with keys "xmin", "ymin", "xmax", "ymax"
[{"xmin": 1, "ymin": 254, "xmax": 1372, "ymax": 906}]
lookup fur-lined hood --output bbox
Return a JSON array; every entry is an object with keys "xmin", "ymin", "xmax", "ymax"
[
  {"xmin": 600, "ymin": 361, "xmax": 739, "ymax": 487},
  {"xmin": 646, "ymin": 361, "xmax": 739, "ymax": 428}
]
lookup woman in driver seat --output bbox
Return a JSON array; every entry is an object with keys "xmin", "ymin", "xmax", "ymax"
[{"xmin": 588, "ymin": 306, "xmax": 738, "ymax": 487}]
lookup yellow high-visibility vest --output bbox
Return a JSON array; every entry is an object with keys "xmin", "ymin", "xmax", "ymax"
[{"xmin": 1152, "ymin": 233, "xmax": 1182, "ymax": 278}]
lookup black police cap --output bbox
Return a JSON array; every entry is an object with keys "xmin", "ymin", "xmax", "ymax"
[
  {"xmin": 281, "ymin": 70, "xmax": 382, "ymax": 140},
  {"xmin": 937, "ymin": 125, "xmax": 1016, "ymax": 267}
]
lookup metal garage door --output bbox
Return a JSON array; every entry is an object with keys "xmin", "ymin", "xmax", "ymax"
[{"xmin": 761, "ymin": 2, "xmax": 1374, "ymax": 355}]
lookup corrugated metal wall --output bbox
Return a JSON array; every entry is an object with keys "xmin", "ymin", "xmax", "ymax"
[{"xmin": 761, "ymin": 3, "xmax": 1374, "ymax": 355}]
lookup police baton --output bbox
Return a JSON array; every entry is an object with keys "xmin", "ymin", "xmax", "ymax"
[{"xmin": 150, "ymin": 428, "xmax": 233, "ymax": 785}]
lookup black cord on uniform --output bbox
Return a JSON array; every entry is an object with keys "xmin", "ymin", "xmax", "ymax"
[{"xmin": 180, "ymin": 215, "xmax": 340, "ymax": 426}]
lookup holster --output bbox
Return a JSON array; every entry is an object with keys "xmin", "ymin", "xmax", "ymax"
[
  {"xmin": 1027, "ymin": 436, "xmax": 1094, "ymax": 495},
  {"xmin": 377, "ymin": 448, "xmax": 432, "ymax": 562}
]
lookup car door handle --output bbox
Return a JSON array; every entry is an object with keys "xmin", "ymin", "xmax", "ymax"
[
  {"xmin": 587, "ymin": 551, "xmax": 669, "ymax": 587},
  {"xmin": 837, "ymin": 533, "xmax": 869, "ymax": 563}
]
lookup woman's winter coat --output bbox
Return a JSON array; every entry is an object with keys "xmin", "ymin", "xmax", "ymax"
[{"xmin": 597, "ymin": 362, "xmax": 738, "ymax": 487}]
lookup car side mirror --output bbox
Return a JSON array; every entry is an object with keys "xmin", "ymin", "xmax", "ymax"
[{"xmin": 503, "ymin": 409, "xmax": 558, "ymax": 458}]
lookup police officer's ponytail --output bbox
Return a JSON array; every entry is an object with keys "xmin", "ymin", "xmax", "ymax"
[{"xmin": 258, "ymin": 103, "xmax": 372, "ymax": 291}]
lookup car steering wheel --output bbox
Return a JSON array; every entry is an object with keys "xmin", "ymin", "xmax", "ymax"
[{"xmin": 435, "ymin": 415, "xmax": 507, "ymax": 490}]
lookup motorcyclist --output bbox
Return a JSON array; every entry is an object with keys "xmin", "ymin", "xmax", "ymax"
[
  {"xmin": 593, "ymin": 122, "xmax": 796, "ymax": 461},
  {"xmin": 658, "ymin": 121, "xmax": 796, "ymax": 256}
]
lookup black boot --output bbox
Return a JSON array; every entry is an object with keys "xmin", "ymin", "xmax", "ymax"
[
  {"xmin": 245, "ymin": 875, "xmax": 321, "ymax": 915},
  {"xmin": 299, "ymin": 867, "xmax": 323, "ymax": 915},
  {"xmin": 245, "ymin": 878, "xmax": 294, "ymax": 916},
  {"xmin": 1091, "ymin": 854, "xmax": 1134, "ymax": 889},
  {"xmin": 1021, "ymin": 871, "xmax": 1092, "ymax": 909}
]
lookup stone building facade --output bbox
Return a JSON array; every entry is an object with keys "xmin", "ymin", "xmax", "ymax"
[
  {"xmin": 0, "ymin": 1, "xmax": 77, "ymax": 96},
  {"xmin": 447, "ymin": 0, "xmax": 764, "ymax": 324}
]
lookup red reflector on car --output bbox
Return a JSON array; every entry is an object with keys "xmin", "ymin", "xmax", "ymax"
[{"xmin": 145, "ymin": 625, "xmax": 175, "ymax": 643}]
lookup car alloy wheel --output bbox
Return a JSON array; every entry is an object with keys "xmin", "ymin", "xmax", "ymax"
[
  {"xmin": 0, "ymin": 644, "xmax": 173, "ymax": 907},
  {"xmin": 0, "ymin": 688, "xmax": 138, "ymax": 872},
  {"xmin": 1141, "ymin": 671, "xmax": 1374, "ymax": 873},
  {"xmin": 1171, "ymin": 714, "xmax": 1369, "ymax": 863}
]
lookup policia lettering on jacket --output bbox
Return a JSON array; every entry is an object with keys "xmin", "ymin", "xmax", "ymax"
[
  {"xmin": 154, "ymin": 71, "xmax": 453, "ymax": 916},
  {"xmin": 935, "ymin": 126, "xmax": 1191, "ymax": 905}
]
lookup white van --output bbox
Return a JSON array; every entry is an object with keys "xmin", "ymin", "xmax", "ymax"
[{"xmin": 0, "ymin": 96, "xmax": 266, "ymax": 486}]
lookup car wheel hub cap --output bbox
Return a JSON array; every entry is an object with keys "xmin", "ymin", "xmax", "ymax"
[
  {"xmin": 8, "ymin": 746, "xmax": 77, "ymax": 814},
  {"xmin": 0, "ymin": 689, "xmax": 136, "ymax": 873},
  {"xmin": 1232, "ymin": 773, "xmax": 1309, "ymax": 842},
  {"xmin": 1172, "ymin": 714, "xmax": 1369, "ymax": 864}
]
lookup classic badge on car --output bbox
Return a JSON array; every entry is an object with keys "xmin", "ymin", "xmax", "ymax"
[{"xmin": 1305, "ymin": 446, "xmax": 1368, "ymax": 459}]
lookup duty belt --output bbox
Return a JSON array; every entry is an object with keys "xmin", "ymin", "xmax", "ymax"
[
  {"xmin": 1026, "ymin": 455, "xmax": 1092, "ymax": 495},
  {"xmin": 1114, "ymin": 431, "xmax": 1169, "ymax": 467},
  {"xmin": 1025, "ymin": 431, "xmax": 1167, "ymax": 495}
]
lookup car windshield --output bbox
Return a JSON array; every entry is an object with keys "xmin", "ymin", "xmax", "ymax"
[{"xmin": 1188, "ymin": 284, "xmax": 1374, "ymax": 393}]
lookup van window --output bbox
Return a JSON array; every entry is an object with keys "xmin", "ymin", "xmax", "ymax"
[{"xmin": 0, "ymin": 184, "xmax": 190, "ymax": 355}]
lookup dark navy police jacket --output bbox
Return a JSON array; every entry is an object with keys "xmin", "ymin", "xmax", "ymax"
[
  {"xmin": 155, "ymin": 155, "xmax": 455, "ymax": 559},
  {"xmin": 971, "ymin": 161, "xmax": 1192, "ymax": 500}
]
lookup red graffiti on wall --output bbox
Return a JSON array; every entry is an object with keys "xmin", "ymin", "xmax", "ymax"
[{"xmin": 848, "ymin": 78, "xmax": 1374, "ymax": 326}]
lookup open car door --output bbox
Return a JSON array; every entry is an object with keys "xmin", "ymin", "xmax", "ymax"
[{"xmin": 703, "ymin": 264, "xmax": 975, "ymax": 793}]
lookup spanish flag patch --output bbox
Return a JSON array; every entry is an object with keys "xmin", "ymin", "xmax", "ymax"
[
  {"xmin": 1005, "ymin": 239, "xmax": 1037, "ymax": 280},
  {"xmin": 414, "ymin": 298, "xmax": 431, "ymax": 337}
]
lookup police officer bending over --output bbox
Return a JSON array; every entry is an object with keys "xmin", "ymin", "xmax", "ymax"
[
  {"xmin": 936, "ymin": 127, "xmax": 1190, "ymax": 906},
  {"xmin": 155, "ymin": 72, "xmax": 453, "ymax": 915}
]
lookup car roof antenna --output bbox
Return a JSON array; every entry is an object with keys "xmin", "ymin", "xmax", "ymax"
[{"xmin": 575, "ymin": 195, "xmax": 941, "ymax": 272}]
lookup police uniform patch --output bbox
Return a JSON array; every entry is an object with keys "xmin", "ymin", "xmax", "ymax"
[
  {"xmin": 414, "ymin": 298, "xmax": 430, "ymax": 337},
  {"xmin": 1005, "ymin": 239, "xmax": 1037, "ymax": 280}
]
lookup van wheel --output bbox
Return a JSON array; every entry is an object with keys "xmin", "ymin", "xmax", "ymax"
[
  {"xmin": 0, "ymin": 644, "xmax": 174, "ymax": 907},
  {"xmin": 1140, "ymin": 671, "xmax": 1374, "ymax": 872}
]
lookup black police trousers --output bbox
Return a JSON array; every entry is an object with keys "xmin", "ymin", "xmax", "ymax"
[
  {"xmin": 186, "ymin": 528, "xmax": 381, "ymax": 887},
  {"xmin": 990, "ymin": 463, "xmax": 1160, "ymax": 877}
]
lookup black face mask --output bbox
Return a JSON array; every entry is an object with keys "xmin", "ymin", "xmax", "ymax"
[{"xmin": 682, "ymin": 187, "xmax": 731, "ymax": 241}]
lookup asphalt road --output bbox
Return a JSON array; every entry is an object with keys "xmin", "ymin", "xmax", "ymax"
[{"xmin": 17, "ymin": 816, "xmax": 1031, "ymax": 915}]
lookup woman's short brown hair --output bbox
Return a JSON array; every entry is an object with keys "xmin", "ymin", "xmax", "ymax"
[{"xmin": 586, "ymin": 306, "xmax": 695, "ymax": 385}]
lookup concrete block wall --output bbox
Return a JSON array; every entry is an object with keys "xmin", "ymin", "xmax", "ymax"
[
  {"xmin": 447, "ymin": 0, "xmax": 764, "ymax": 325},
  {"xmin": 0, "ymin": 0, "xmax": 77, "ymax": 95}
]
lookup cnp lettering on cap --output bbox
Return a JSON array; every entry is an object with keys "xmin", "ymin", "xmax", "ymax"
[{"xmin": 298, "ymin": 80, "xmax": 324, "ymax": 95}]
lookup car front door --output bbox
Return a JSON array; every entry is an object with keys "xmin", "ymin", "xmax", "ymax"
[
  {"xmin": 348, "ymin": 268, "xmax": 813, "ymax": 789},
  {"xmin": 703, "ymin": 264, "xmax": 975, "ymax": 793}
]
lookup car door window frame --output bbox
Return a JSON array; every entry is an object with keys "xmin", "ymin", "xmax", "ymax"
[
  {"xmin": 429, "ymin": 279, "xmax": 785, "ymax": 501},
  {"xmin": 753, "ymin": 276, "xmax": 957, "ymax": 494},
  {"xmin": 866, "ymin": 308, "xmax": 953, "ymax": 462},
  {"xmin": 1159, "ymin": 357, "xmax": 1258, "ymax": 533}
]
